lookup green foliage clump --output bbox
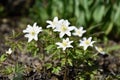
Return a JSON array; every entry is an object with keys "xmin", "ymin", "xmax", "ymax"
[{"xmin": 29, "ymin": 0, "xmax": 120, "ymax": 38}]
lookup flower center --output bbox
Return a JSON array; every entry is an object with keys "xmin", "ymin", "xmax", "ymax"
[
  {"xmin": 62, "ymin": 42, "xmax": 67, "ymax": 47},
  {"xmin": 85, "ymin": 40, "xmax": 90, "ymax": 45},
  {"xmin": 77, "ymin": 30, "xmax": 81, "ymax": 34},
  {"xmin": 30, "ymin": 31, "xmax": 35, "ymax": 36},
  {"xmin": 61, "ymin": 25, "xmax": 67, "ymax": 32},
  {"xmin": 98, "ymin": 47, "xmax": 103, "ymax": 52}
]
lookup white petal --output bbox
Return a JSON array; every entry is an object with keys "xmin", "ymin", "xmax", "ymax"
[
  {"xmin": 66, "ymin": 32, "xmax": 71, "ymax": 36},
  {"xmin": 27, "ymin": 24, "xmax": 32, "ymax": 29},
  {"xmin": 82, "ymin": 30, "xmax": 86, "ymax": 33},
  {"xmin": 79, "ymin": 27, "xmax": 83, "ymax": 30},
  {"xmin": 69, "ymin": 26, "xmax": 75, "ymax": 31},
  {"xmin": 24, "ymin": 34, "xmax": 30, "ymax": 38},
  {"xmin": 23, "ymin": 30, "xmax": 27, "ymax": 33},
  {"xmin": 83, "ymin": 38, "xmax": 86, "ymax": 41},
  {"xmin": 36, "ymin": 27, "xmax": 42, "ymax": 33},
  {"xmin": 46, "ymin": 25, "xmax": 51, "ymax": 28},
  {"xmin": 46, "ymin": 21, "xmax": 52, "ymax": 24},
  {"xmin": 83, "ymin": 46, "xmax": 88, "ymax": 50},
  {"xmin": 56, "ymin": 42, "xmax": 61, "ymax": 46},
  {"xmin": 88, "ymin": 37, "xmax": 92, "ymax": 41},
  {"xmin": 60, "ymin": 32, "xmax": 65, "ymax": 38},
  {"xmin": 26, "ymin": 25, "xmax": 33, "ymax": 32},
  {"xmin": 34, "ymin": 34, "xmax": 38, "ymax": 41},
  {"xmin": 28, "ymin": 37, "xmax": 33, "ymax": 42},
  {"xmin": 68, "ymin": 45, "xmax": 73, "ymax": 48},
  {"xmin": 54, "ymin": 17, "xmax": 58, "ymax": 21},
  {"xmin": 33, "ymin": 22, "xmax": 37, "ymax": 28},
  {"xmin": 69, "ymin": 41, "xmax": 73, "ymax": 44},
  {"xmin": 63, "ymin": 47, "xmax": 66, "ymax": 51}
]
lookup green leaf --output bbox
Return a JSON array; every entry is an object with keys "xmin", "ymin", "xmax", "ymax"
[
  {"xmin": 93, "ymin": 5, "xmax": 105, "ymax": 22},
  {"xmin": 52, "ymin": 66, "xmax": 61, "ymax": 75},
  {"xmin": 5, "ymin": 66, "xmax": 13, "ymax": 74},
  {"xmin": 45, "ymin": 63, "xmax": 52, "ymax": 69},
  {"xmin": 75, "ymin": 49, "xmax": 83, "ymax": 59},
  {"xmin": 13, "ymin": 73, "xmax": 23, "ymax": 80},
  {"xmin": 61, "ymin": 58, "xmax": 66, "ymax": 66},
  {"xmin": 0, "ymin": 54, "xmax": 6, "ymax": 62},
  {"xmin": 85, "ymin": 10, "xmax": 91, "ymax": 21},
  {"xmin": 75, "ymin": 0, "xmax": 80, "ymax": 18},
  {"xmin": 14, "ymin": 64, "xmax": 24, "ymax": 74},
  {"xmin": 77, "ymin": 11, "xmax": 86, "ymax": 25},
  {"xmin": 106, "ymin": 45, "xmax": 120, "ymax": 53},
  {"xmin": 45, "ymin": 44, "xmax": 55, "ymax": 53},
  {"xmin": 67, "ymin": 59, "xmax": 73, "ymax": 66},
  {"xmin": 105, "ymin": 22, "xmax": 113, "ymax": 35},
  {"xmin": 114, "ymin": 5, "xmax": 120, "ymax": 26}
]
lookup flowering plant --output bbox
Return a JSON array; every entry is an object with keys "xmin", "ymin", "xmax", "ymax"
[
  {"xmin": 4, "ymin": 17, "xmax": 107, "ymax": 80},
  {"xmin": 22, "ymin": 17, "xmax": 105, "ymax": 79}
]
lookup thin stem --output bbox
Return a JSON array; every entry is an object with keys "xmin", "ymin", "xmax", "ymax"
[{"xmin": 63, "ymin": 50, "xmax": 68, "ymax": 80}]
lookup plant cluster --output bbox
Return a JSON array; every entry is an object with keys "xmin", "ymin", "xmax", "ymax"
[{"xmin": 1, "ymin": 17, "xmax": 108, "ymax": 79}]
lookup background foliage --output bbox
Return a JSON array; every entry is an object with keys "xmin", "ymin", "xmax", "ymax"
[{"xmin": 29, "ymin": 0, "xmax": 120, "ymax": 41}]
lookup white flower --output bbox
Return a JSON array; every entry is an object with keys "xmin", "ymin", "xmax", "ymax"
[
  {"xmin": 23, "ymin": 22, "xmax": 42, "ymax": 42},
  {"xmin": 79, "ymin": 37, "xmax": 95, "ymax": 50},
  {"xmin": 6, "ymin": 48, "xmax": 12, "ymax": 55},
  {"xmin": 95, "ymin": 46, "xmax": 105, "ymax": 55},
  {"xmin": 73, "ymin": 27, "xmax": 86, "ymax": 37},
  {"xmin": 56, "ymin": 38, "xmax": 73, "ymax": 51},
  {"xmin": 54, "ymin": 19, "xmax": 75, "ymax": 38},
  {"xmin": 46, "ymin": 17, "xmax": 59, "ymax": 29}
]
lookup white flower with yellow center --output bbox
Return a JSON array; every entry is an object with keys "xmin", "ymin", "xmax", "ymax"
[
  {"xmin": 73, "ymin": 27, "xmax": 86, "ymax": 37},
  {"xmin": 46, "ymin": 17, "xmax": 59, "ymax": 29},
  {"xmin": 95, "ymin": 46, "xmax": 105, "ymax": 55},
  {"xmin": 56, "ymin": 38, "xmax": 73, "ymax": 51},
  {"xmin": 79, "ymin": 37, "xmax": 95, "ymax": 50},
  {"xmin": 6, "ymin": 48, "xmax": 12, "ymax": 55},
  {"xmin": 54, "ymin": 20, "xmax": 75, "ymax": 38},
  {"xmin": 23, "ymin": 22, "xmax": 42, "ymax": 42}
]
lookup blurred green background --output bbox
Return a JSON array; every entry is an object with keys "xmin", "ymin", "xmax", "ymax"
[{"xmin": 0, "ymin": 0, "xmax": 120, "ymax": 41}]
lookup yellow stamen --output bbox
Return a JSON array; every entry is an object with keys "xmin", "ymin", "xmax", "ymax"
[
  {"xmin": 62, "ymin": 42, "xmax": 67, "ymax": 47},
  {"xmin": 77, "ymin": 30, "xmax": 81, "ymax": 34},
  {"xmin": 85, "ymin": 40, "xmax": 90, "ymax": 45},
  {"xmin": 30, "ymin": 31, "xmax": 35, "ymax": 36},
  {"xmin": 98, "ymin": 47, "xmax": 103, "ymax": 52},
  {"xmin": 61, "ymin": 25, "xmax": 67, "ymax": 32}
]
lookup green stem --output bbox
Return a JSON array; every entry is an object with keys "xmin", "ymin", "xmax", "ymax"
[{"xmin": 63, "ymin": 50, "xmax": 67, "ymax": 80}]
